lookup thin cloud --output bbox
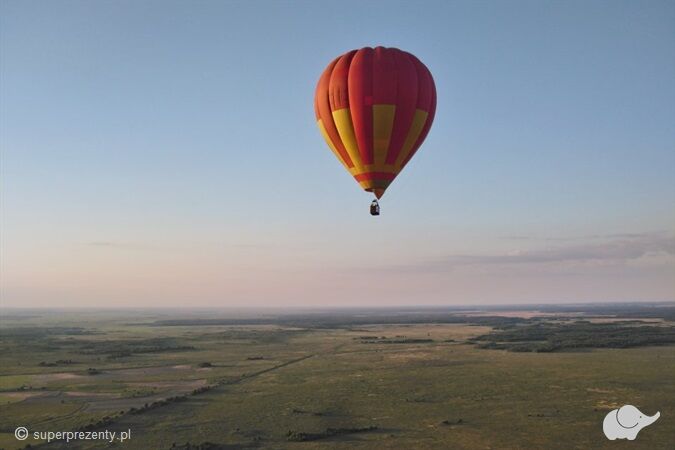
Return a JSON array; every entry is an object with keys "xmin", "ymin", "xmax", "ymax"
[
  {"xmin": 502, "ymin": 231, "xmax": 668, "ymax": 242},
  {"xmin": 81, "ymin": 241, "xmax": 271, "ymax": 251},
  {"xmin": 383, "ymin": 233, "xmax": 675, "ymax": 273},
  {"xmin": 86, "ymin": 241, "xmax": 123, "ymax": 247},
  {"xmin": 82, "ymin": 241, "xmax": 155, "ymax": 251},
  {"xmin": 456, "ymin": 237, "xmax": 674, "ymax": 265}
]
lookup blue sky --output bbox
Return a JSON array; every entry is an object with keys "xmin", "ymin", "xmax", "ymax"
[{"xmin": 2, "ymin": 0, "xmax": 674, "ymax": 307}]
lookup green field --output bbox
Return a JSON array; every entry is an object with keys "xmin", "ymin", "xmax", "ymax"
[{"xmin": 1, "ymin": 306, "xmax": 673, "ymax": 449}]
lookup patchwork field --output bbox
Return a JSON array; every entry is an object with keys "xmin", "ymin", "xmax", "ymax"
[{"xmin": 1, "ymin": 306, "xmax": 673, "ymax": 449}]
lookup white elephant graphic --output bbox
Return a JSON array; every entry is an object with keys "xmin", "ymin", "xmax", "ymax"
[{"xmin": 603, "ymin": 405, "xmax": 660, "ymax": 440}]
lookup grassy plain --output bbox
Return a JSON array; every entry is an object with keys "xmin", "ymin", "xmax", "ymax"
[{"xmin": 0, "ymin": 307, "xmax": 673, "ymax": 449}]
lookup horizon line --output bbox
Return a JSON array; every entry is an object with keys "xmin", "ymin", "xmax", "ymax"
[{"xmin": 2, "ymin": 300, "xmax": 674, "ymax": 312}]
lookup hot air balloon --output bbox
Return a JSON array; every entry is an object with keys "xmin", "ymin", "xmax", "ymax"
[{"xmin": 314, "ymin": 46, "xmax": 436, "ymax": 215}]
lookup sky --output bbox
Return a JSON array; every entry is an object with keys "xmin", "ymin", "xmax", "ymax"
[{"xmin": 1, "ymin": 0, "xmax": 674, "ymax": 308}]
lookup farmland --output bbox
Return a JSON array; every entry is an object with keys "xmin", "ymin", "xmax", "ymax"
[{"xmin": 1, "ymin": 305, "xmax": 674, "ymax": 449}]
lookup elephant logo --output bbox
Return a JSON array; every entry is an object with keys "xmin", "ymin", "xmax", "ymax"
[{"xmin": 603, "ymin": 405, "xmax": 660, "ymax": 440}]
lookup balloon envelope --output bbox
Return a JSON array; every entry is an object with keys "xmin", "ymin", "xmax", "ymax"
[{"xmin": 314, "ymin": 47, "xmax": 436, "ymax": 198}]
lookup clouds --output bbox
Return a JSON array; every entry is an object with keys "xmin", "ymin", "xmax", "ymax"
[
  {"xmin": 83, "ymin": 241, "xmax": 154, "ymax": 250},
  {"xmin": 384, "ymin": 232, "xmax": 675, "ymax": 272},
  {"xmin": 503, "ymin": 232, "xmax": 663, "ymax": 242},
  {"xmin": 85, "ymin": 241, "xmax": 130, "ymax": 248},
  {"xmin": 462, "ymin": 234, "xmax": 674, "ymax": 265}
]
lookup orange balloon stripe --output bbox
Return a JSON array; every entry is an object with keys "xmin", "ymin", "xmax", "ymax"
[
  {"xmin": 328, "ymin": 51, "xmax": 355, "ymax": 111},
  {"xmin": 314, "ymin": 55, "xmax": 338, "ymax": 121},
  {"xmin": 315, "ymin": 57, "xmax": 354, "ymax": 168}
]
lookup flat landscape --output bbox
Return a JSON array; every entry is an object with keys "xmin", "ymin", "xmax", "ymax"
[{"xmin": 1, "ymin": 304, "xmax": 674, "ymax": 449}]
